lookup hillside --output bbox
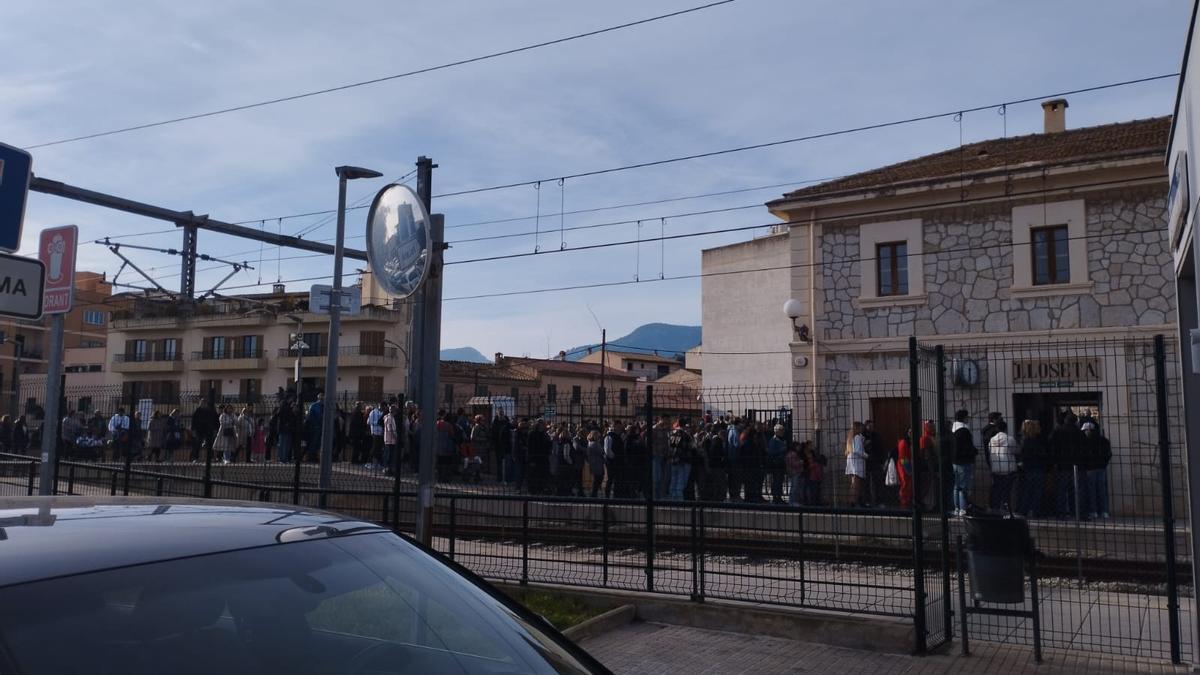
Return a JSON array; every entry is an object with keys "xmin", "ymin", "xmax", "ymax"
[
  {"xmin": 568, "ymin": 323, "xmax": 700, "ymax": 360},
  {"xmin": 440, "ymin": 347, "xmax": 491, "ymax": 363}
]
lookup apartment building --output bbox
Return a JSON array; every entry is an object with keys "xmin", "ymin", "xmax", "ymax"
[
  {"xmin": 1, "ymin": 270, "xmax": 111, "ymax": 416},
  {"xmin": 107, "ymin": 285, "xmax": 411, "ymax": 405}
]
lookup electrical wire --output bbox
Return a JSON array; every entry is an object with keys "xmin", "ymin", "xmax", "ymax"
[
  {"xmin": 429, "ymin": 74, "xmax": 1177, "ymax": 200},
  {"xmin": 443, "ymin": 173, "xmax": 1160, "ymax": 266},
  {"xmin": 71, "ymin": 74, "xmax": 1173, "ymax": 252},
  {"xmin": 23, "ymin": 1, "xmax": 736, "ymax": 150}
]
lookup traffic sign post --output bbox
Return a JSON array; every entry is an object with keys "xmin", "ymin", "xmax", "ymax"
[
  {"xmin": 37, "ymin": 225, "xmax": 77, "ymax": 495},
  {"xmin": 0, "ymin": 252, "xmax": 45, "ymax": 320},
  {"xmin": 0, "ymin": 142, "xmax": 32, "ymax": 254}
]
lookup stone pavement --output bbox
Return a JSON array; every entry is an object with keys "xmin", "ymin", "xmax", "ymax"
[{"xmin": 580, "ymin": 621, "xmax": 1190, "ymax": 675}]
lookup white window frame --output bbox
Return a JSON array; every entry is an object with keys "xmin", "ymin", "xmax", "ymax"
[
  {"xmin": 1010, "ymin": 200, "xmax": 1092, "ymax": 297},
  {"xmin": 856, "ymin": 219, "xmax": 925, "ymax": 307}
]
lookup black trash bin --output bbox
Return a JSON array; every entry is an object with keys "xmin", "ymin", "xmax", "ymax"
[{"xmin": 964, "ymin": 515, "xmax": 1032, "ymax": 604}]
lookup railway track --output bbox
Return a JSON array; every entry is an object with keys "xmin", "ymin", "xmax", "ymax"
[{"xmin": 441, "ymin": 520, "xmax": 1192, "ymax": 586}]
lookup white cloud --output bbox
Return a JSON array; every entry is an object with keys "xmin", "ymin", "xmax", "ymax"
[{"xmin": 2, "ymin": 0, "xmax": 1187, "ymax": 354}]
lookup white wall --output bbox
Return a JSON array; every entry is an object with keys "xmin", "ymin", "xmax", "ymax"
[{"xmin": 700, "ymin": 231, "xmax": 794, "ymax": 395}]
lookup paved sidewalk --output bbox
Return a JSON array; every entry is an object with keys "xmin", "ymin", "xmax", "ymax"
[{"xmin": 580, "ymin": 621, "xmax": 1190, "ymax": 675}]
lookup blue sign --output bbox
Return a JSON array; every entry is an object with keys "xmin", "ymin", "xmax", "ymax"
[{"xmin": 0, "ymin": 142, "xmax": 32, "ymax": 254}]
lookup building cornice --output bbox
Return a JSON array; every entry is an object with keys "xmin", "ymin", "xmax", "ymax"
[{"xmin": 802, "ymin": 323, "xmax": 1179, "ymax": 355}]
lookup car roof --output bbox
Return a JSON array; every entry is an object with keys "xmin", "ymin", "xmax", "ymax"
[{"xmin": 0, "ymin": 496, "xmax": 389, "ymax": 587}]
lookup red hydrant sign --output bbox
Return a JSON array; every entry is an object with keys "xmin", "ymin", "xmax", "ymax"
[{"xmin": 39, "ymin": 224, "xmax": 77, "ymax": 314}]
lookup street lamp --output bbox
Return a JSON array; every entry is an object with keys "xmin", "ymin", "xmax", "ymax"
[
  {"xmin": 382, "ymin": 338, "xmax": 408, "ymax": 361},
  {"xmin": 319, "ymin": 165, "xmax": 383, "ymax": 502},
  {"xmin": 286, "ymin": 314, "xmax": 306, "ymax": 399},
  {"xmin": 783, "ymin": 298, "xmax": 810, "ymax": 343},
  {"xmin": 383, "ymin": 338, "xmax": 410, "ymax": 398}
]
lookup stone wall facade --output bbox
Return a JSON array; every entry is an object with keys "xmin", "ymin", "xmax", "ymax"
[{"xmin": 818, "ymin": 188, "xmax": 1175, "ymax": 341}]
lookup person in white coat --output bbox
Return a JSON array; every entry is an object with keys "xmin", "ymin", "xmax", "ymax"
[
  {"xmin": 844, "ymin": 422, "xmax": 866, "ymax": 507},
  {"xmin": 987, "ymin": 420, "xmax": 1019, "ymax": 512}
]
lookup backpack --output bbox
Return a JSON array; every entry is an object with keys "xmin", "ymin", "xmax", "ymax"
[{"xmin": 668, "ymin": 428, "xmax": 692, "ymax": 465}]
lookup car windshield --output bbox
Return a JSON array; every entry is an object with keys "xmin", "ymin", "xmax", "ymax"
[{"xmin": 0, "ymin": 531, "xmax": 597, "ymax": 675}]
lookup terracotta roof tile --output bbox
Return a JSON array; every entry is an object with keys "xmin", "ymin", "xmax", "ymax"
[
  {"xmin": 439, "ymin": 360, "xmax": 538, "ymax": 383},
  {"xmin": 770, "ymin": 116, "xmax": 1170, "ymax": 204},
  {"xmin": 502, "ymin": 357, "xmax": 638, "ymax": 380}
]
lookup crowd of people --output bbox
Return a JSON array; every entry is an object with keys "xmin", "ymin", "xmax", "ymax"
[
  {"xmin": 842, "ymin": 409, "xmax": 1114, "ymax": 520},
  {"xmin": 8, "ymin": 394, "xmax": 1115, "ymax": 520}
]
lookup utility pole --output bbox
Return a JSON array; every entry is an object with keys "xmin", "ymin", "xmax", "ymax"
[
  {"xmin": 415, "ymin": 212, "xmax": 445, "ymax": 545},
  {"xmin": 319, "ymin": 165, "xmax": 382, "ymax": 506},
  {"xmin": 413, "ymin": 155, "xmax": 442, "ymax": 546},
  {"xmin": 598, "ymin": 328, "xmax": 606, "ymax": 427},
  {"xmin": 8, "ymin": 334, "xmax": 23, "ymax": 419},
  {"xmin": 408, "ymin": 157, "xmax": 435, "ymax": 403},
  {"xmin": 37, "ymin": 316, "xmax": 64, "ymax": 494}
]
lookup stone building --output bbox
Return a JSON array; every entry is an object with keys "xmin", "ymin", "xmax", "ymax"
[{"xmin": 702, "ymin": 102, "xmax": 1179, "ymax": 513}]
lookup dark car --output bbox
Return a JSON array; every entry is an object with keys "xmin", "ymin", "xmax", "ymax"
[{"xmin": 0, "ymin": 497, "xmax": 611, "ymax": 675}]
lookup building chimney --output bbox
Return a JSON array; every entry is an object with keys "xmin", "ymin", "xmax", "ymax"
[
  {"xmin": 1041, "ymin": 98, "xmax": 1068, "ymax": 133},
  {"xmin": 558, "ymin": 350, "xmax": 567, "ymax": 361},
  {"xmin": 494, "ymin": 352, "xmax": 504, "ymax": 364},
  {"xmin": 272, "ymin": 283, "xmax": 286, "ymax": 294}
]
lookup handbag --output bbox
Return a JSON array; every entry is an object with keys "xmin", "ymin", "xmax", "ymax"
[
  {"xmin": 222, "ymin": 426, "xmax": 236, "ymax": 439},
  {"xmin": 885, "ymin": 458, "xmax": 899, "ymax": 487}
]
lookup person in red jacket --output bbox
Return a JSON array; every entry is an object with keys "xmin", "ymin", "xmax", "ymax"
[{"xmin": 897, "ymin": 428, "xmax": 914, "ymax": 509}]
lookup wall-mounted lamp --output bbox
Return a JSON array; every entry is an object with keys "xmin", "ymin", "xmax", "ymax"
[{"xmin": 783, "ymin": 299, "xmax": 811, "ymax": 343}]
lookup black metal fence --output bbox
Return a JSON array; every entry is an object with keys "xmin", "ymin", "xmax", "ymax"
[{"xmin": 0, "ymin": 334, "xmax": 1189, "ymax": 662}]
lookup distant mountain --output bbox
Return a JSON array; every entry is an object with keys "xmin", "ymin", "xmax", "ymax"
[
  {"xmin": 567, "ymin": 323, "xmax": 700, "ymax": 361},
  {"xmin": 441, "ymin": 347, "xmax": 491, "ymax": 363}
]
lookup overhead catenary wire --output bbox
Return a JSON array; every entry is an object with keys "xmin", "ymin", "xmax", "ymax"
[
  {"xmin": 23, "ymin": 1, "xmax": 736, "ymax": 150},
  {"xmin": 442, "ymin": 173, "xmax": 1160, "ymax": 266},
  {"xmin": 428, "ymin": 73, "xmax": 1178, "ymax": 200},
  {"xmin": 119, "ymin": 74, "xmax": 1177, "ymax": 234},
  {"xmin": 160, "ymin": 185, "xmax": 1162, "ymax": 300}
]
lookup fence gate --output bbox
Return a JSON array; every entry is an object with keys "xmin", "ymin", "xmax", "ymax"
[{"xmin": 910, "ymin": 338, "xmax": 952, "ymax": 652}]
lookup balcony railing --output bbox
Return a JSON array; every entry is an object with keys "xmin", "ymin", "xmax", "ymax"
[
  {"xmin": 113, "ymin": 352, "xmax": 182, "ymax": 363},
  {"xmin": 191, "ymin": 349, "xmax": 266, "ymax": 361},
  {"xmin": 276, "ymin": 346, "xmax": 397, "ymax": 359}
]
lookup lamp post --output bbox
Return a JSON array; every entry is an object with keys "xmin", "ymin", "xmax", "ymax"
[
  {"xmin": 784, "ymin": 298, "xmax": 817, "ymax": 450},
  {"xmin": 319, "ymin": 166, "xmax": 382, "ymax": 503},
  {"xmin": 286, "ymin": 314, "xmax": 305, "ymax": 400},
  {"xmin": 4, "ymin": 333, "xmax": 25, "ymax": 419},
  {"xmin": 383, "ymin": 338, "xmax": 409, "ymax": 397}
]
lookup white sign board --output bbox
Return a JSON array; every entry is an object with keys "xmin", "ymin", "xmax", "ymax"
[
  {"xmin": 0, "ymin": 252, "xmax": 45, "ymax": 320},
  {"xmin": 309, "ymin": 284, "xmax": 361, "ymax": 315}
]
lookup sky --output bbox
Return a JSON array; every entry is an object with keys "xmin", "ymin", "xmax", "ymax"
[{"xmin": 2, "ymin": 0, "xmax": 1190, "ymax": 357}]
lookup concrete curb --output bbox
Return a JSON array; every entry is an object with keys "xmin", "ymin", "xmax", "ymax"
[
  {"xmin": 498, "ymin": 582, "xmax": 915, "ymax": 654},
  {"xmin": 563, "ymin": 604, "xmax": 637, "ymax": 642}
]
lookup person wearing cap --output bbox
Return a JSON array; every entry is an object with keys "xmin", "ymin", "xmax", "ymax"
[{"xmin": 1081, "ymin": 422, "xmax": 1112, "ymax": 519}]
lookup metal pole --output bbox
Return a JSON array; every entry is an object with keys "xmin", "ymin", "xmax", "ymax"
[
  {"xmin": 392, "ymin": 394, "xmax": 405, "ymax": 532},
  {"xmin": 415, "ymin": 213, "xmax": 445, "ymax": 546},
  {"xmin": 935, "ymin": 344, "xmax": 952, "ymax": 640},
  {"xmin": 908, "ymin": 336, "xmax": 927, "ymax": 654},
  {"xmin": 293, "ymin": 319, "xmax": 304, "ymax": 397},
  {"xmin": 599, "ymin": 329, "xmax": 606, "ymax": 428},
  {"xmin": 180, "ymin": 223, "xmax": 198, "ymax": 299},
  {"xmin": 9, "ymin": 335, "xmax": 22, "ymax": 419},
  {"xmin": 407, "ymin": 157, "xmax": 434, "ymax": 404},
  {"xmin": 37, "ymin": 315, "xmax": 65, "ymax": 495},
  {"xmin": 1154, "ymin": 334, "xmax": 1182, "ymax": 663},
  {"xmin": 319, "ymin": 169, "xmax": 351, "ymax": 506},
  {"xmin": 645, "ymin": 385, "xmax": 655, "ymax": 592}
]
